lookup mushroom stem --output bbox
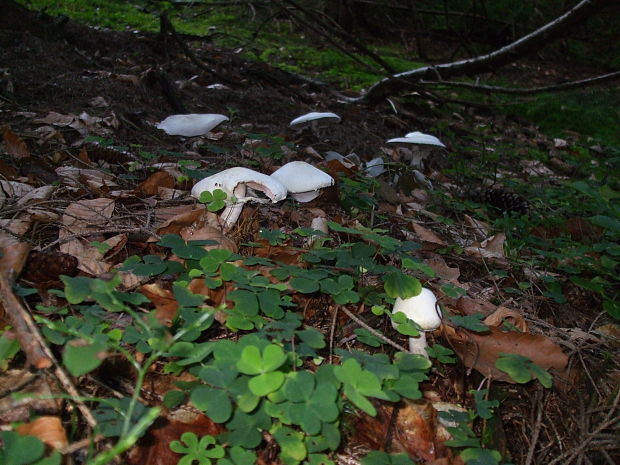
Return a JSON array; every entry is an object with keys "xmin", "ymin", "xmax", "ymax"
[
  {"xmin": 220, "ymin": 184, "xmax": 246, "ymax": 231},
  {"xmin": 408, "ymin": 331, "xmax": 429, "ymax": 357}
]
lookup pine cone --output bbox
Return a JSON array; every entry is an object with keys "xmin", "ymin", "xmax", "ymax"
[{"xmin": 480, "ymin": 188, "xmax": 529, "ymax": 214}]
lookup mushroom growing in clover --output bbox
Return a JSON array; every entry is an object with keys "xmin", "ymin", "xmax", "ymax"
[
  {"xmin": 391, "ymin": 287, "xmax": 442, "ymax": 357},
  {"xmin": 386, "ymin": 131, "xmax": 446, "ymax": 169},
  {"xmin": 270, "ymin": 161, "xmax": 334, "ymax": 202},
  {"xmin": 289, "ymin": 111, "xmax": 341, "ymax": 140},
  {"xmin": 191, "ymin": 167, "xmax": 287, "ymax": 230},
  {"xmin": 156, "ymin": 113, "xmax": 229, "ymax": 137}
]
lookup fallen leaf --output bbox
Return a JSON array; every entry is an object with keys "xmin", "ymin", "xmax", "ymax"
[
  {"xmin": 179, "ymin": 223, "xmax": 237, "ymax": 253},
  {"xmin": 2, "ymin": 127, "xmax": 30, "ymax": 159},
  {"xmin": 16, "ymin": 185, "xmax": 55, "ymax": 206},
  {"xmin": 140, "ymin": 283, "xmax": 178, "ymax": 326},
  {"xmin": 0, "ymin": 180, "xmax": 35, "ymax": 200},
  {"xmin": 456, "ymin": 296, "xmax": 497, "ymax": 317},
  {"xmin": 442, "ymin": 325, "xmax": 569, "ymax": 385},
  {"xmin": 59, "ymin": 198, "xmax": 116, "ymax": 274},
  {"xmin": 349, "ymin": 399, "xmax": 463, "ymax": 464},
  {"xmin": 464, "ymin": 233, "xmax": 508, "ymax": 266},
  {"xmin": 411, "ymin": 222, "xmax": 447, "ymax": 249},
  {"xmin": 0, "ymin": 218, "xmax": 32, "ymax": 278},
  {"xmin": 463, "ymin": 214, "xmax": 489, "ymax": 240},
  {"xmin": 60, "ymin": 198, "xmax": 115, "ymax": 235},
  {"xmin": 594, "ymin": 324, "xmax": 620, "ymax": 348},
  {"xmin": 34, "ymin": 111, "xmax": 75, "ymax": 126},
  {"xmin": 128, "ymin": 415, "xmax": 223, "ymax": 465},
  {"xmin": 155, "ymin": 205, "xmax": 210, "ymax": 238},
  {"xmin": 0, "ymin": 369, "xmax": 63, "ymax": 423},
  {"xmin": 16, "ymin": 416, "xmax": 68, "ymax": 450},
  {"xmin": 424, "ymin": 254, "xmax": 460, "ymax": 281},
  {"xmin": 483, "ymin": 306, "xmax": 527, "ymax": 332},
  {"xmin": 137, "ymin": 171, "xmax": 175, "ymax": 196},
  {"xmin": 56, "ymin": 166, "xmax": 117, "ymax": 189}
]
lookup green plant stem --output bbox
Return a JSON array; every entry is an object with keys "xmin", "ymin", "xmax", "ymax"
[{"xmin": 89, "ymin": 406, "xmax": 161, "ymax": 465}]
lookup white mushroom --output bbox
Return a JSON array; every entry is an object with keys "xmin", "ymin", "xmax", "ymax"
[
  {"xmin": 387, "ymin": 131, "xmax": 445, "ymax": 168},
  {"xmin": 191, "ymin": 167, "xmax": 287, "ymax": 230},
  {"xmin": 391, "ymin": 287, "xmax": 442, "ymax": 357},
  {"xmin": 289, "ymin": 112, "xmax": 341, "ymax": 130},
  {"xmin": 157, "ymin": 114, "xmax": 229, "ymax": 137},
  {"xmin": 270, "ymin": 161, "xmax": 334, "ymax": 202}
]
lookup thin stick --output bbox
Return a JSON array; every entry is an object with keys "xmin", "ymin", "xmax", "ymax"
[
  {"xmin": 328, "ymin": 306, "xmax": 338, "ymax": 364},
  {"xmin": 340, "ymin": 306, "xmax": 409, "ymax": 353},
  {"xmin": 0, "ymin": 274, "xmax": 98, "ymax": 428},
  {"xmin": 524, "ymin": 389, "xmax": 544, "ymax": 465},
  {"xmin": 0, "ymin": 273, "xmax": 51, "ymax": 368}
]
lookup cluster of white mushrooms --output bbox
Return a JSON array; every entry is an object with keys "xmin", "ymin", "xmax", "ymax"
[
  {"xmin": 156, "ymin": 111, "xmax": 445, "ymax": 356},
  {"xmin": 189, "ymin": 162, "xmax": 334, "ymax": 230}
]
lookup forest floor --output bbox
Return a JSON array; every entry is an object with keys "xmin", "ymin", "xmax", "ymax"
[{"xmin": 0, "ymin": 10, "xmax": 619, "ymax": 465}]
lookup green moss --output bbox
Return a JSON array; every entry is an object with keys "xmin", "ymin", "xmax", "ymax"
[{"xmin": 504, "ymin": 89, "xmax": 620, "ymax": 146}]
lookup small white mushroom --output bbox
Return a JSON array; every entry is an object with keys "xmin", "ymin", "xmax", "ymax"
[
  {"xmin": 289, "ymin": 112, "xmax": 341, "ymax": 130},
  {"xmin": 270, "ymin": 161, "xmax": 334, "ymax": 202},
  {"xmin": 157, "ymin": 114, "xmax": 229, "ymax": 137},
  {"xmin": 391, "ymin": 287, "xmax": 442, "ymax": 357},
  {"xmin": 191, "ymin": 167, "xmax": 287, "ymax": 230},
  {"xmin": 387, "ymin": 131, "xmax": 445, "ymax": 169}
]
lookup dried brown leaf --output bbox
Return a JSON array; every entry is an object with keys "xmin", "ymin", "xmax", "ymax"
[
  {"xmin": 456, "ymin": 296, "xmax": 497, "ymax": 317},
  {"xmin": 483, "ymin": 306, "xmax": 527, "ymax": 332},
  {"xmin": 16, "ymin": 416, "xmax": 68, "ymax": 450},
  {"xmin": 128, "ymin": 416, "xmax": 223, "ymax": 465},
  {"xmin": 349, "ymin": 400, "xmax": 463, "ymax": 464},
  {"xmin": 2, "ymin": 127, "xmax": 30, "ymax": 159},
  {"xmin": 442, "ymin": 325, "xmax": 569, "ymax": 384},
  {"xmin": 138, "ymin": 171, "xmax": 175, "ymax": 196},
  {"xmin": 0, "ymin": 370, "xmax": 63, "ymax": 423},
  {"xmin": 424, "ymin": 254, "xmax": 460, "ymax": 281},
  {"xmin": 60, "ymin": 198, "xmax": 115, "ymax": 235},
  {"xmin": 463, "ymin": 214, "xmax": 490, "ymax": 241},
  {"xmin": 464, "ymin": 233, "xmax": 508, "ymax": 266},
  {"xmin": 411, "ymin": 222, "xmax": 447, "ymax": 249},
  {"xmin": 140, "ymin": 283, "xmax": 178, "ymax": 326},
  {"xmin": 0, "ymin": 218, "xmax": 32, "ymax": 278}
]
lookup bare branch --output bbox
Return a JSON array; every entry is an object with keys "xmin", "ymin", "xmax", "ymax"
[
  {"xmin": 358, "ymin": 0, "xmax": 615, "ymax": 102},
  {"xmin": 420, "ymin": 70, "xmax": 620, "ymax": 95}
]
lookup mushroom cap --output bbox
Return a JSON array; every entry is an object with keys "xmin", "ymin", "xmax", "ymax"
[
  {"xmin": 392, "ymin": 287, "xmax": 442, "ymax": 331},
  {"xmin": 387, "ymin": 132, "xmax": 446, "ymax": 148},
  {"xmin": 191, "ymin": 167, "xmax": 287, "ymax": 203},
  {"xmin": 270, "ymin": 161, "xmax": 334, "ymax": 202},
  {"xmin": 289, "ymin": 112, "xmax": 341, "ymax": 129},
  {"xmin": 157, "ymin": 114, "xmax": 229, "ymax": 137}
]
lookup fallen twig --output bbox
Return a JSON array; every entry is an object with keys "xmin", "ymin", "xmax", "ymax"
[{"xmin": 340, "ymin": 305, "xmax": 409, "ymax": 353}]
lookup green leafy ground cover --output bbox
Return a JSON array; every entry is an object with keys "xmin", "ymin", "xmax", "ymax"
[{"xmin": 2, "ymin": 2, "xmax": 620, "ymax": 465}]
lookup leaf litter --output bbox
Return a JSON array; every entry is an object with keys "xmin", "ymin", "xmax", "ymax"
[{"xmin": 0, "ymin": 13, "xmax": 618, "ymax": 465}]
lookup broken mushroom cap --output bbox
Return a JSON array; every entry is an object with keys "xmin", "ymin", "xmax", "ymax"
[
  {"xmin": 157, "ymin": 114, "xmax": 229, "ymax": 137},
  {"xmin": 270, "ymin": 161, "xmax": 334, "ymax": 202},
  {"xmin": 191, "ymin": 167, "xmax": 287, "ymax": 230},
  {"xmin": 391, "ymin": 287, "xmax": 442, "ymax": 357},
  {"xmin": 387, "ymin": 132, "xmax": 446, "ymax": 148},
  {"xmin": 289, "ymin": 112, "xmax": 341, "ymax": 130}
]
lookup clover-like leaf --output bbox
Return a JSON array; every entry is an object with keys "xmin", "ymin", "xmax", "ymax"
[
  {"xmin": 460, "ymin": 447, "xmax": 502, "ymax": 465},
  {"xmin": 191, "ymin": 386, "xmax": 233, "ymax": 423},
  {"xmin": 0, "ymin": 431, "xmax": 45, "ymax": 465},
  {"xmin": 383, "ymin": 272, "xmax": 421, "ymax": 299},
  {"xmin": 170, "ymin": 432, "xmax": 225, "ymax": 465},
  {"xmin": 471, "ymin": 389, "xmax": 500, "ymax": 420},
  {"xmin": 335, "ymin": 358, "xmax": 389, "ymax": 416},
  {"xmin": 63, "ymin": 338, "xmax": 107, "ymax": 376}
]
